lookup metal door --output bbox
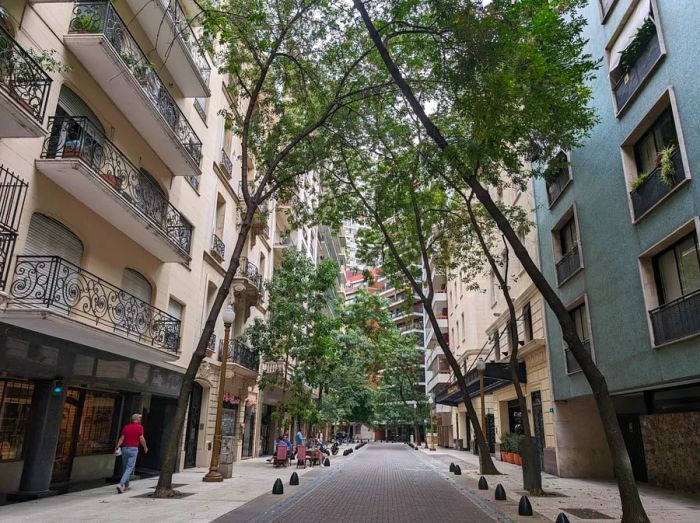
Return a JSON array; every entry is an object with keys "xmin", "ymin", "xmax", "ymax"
[
  {"xmin": 618, "ymin": 414, "xmax": 648, "ymax": 482},
  {"xmin": 183, "ymin": 383, "xmax": 202, "ymax": 468}
]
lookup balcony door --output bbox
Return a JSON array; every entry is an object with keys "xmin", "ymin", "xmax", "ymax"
[
  {"xmin": 47, "ymin": 85, "xmax": 105, "ymax": 161},
  {"xmin": 24, "ymin": 213, "xmax": 83, "ymax": 266}
]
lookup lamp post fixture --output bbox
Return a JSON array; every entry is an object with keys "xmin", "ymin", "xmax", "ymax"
[
  {"xmin": 203, "ymin": 304, "xmax": 235, "ymax": 482},
  {"xmin": 475, "ymin": 357, "xmax": 487, "ymax": 452}
]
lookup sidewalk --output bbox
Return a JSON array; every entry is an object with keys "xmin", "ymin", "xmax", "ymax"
[
  {"xmin": 420, "ymin": 446, "xmax": 700, "ymax": 522},
  {"xmin": 0, "ymin": 452, "xmax": 344, "ymax": 523}
]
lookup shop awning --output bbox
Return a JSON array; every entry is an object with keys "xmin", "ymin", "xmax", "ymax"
[{"xmin": 434, "ymin": 362, "xmax": 526, "ymax": 406}]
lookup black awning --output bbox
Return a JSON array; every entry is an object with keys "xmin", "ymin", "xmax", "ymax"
[{"xmin": 434, "ymin": 362, "xmax": 526, "ymax": 406}]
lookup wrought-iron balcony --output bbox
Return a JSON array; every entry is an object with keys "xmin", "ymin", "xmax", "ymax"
[
  {"xmin": 124, "ymin": 0, "xmax": 210, "ymax": 97},
  {"xmin": 0, "ymin": 165, "xmax": 28, "ymax": 290},
  {"xmin": 630, "ymin": 151, "xmax": 685, "ymax": 220},
  {"xmin": 555, "ymin": 244, "xmax": 582, "ymax": 285},
  {"xmin": 613, "ymin": 29, "xmax": 662, "ymax": 112},
  {"xmin": 219, "ymin": 149, "xmax": 233, "ymax": 178},
  {"xmin": 219, "ymin": 338, "xmax": 259, "ymax": 373},
  {"xmin": 231, "ymin": 256, "xmax": 264, "ymax": 305},
  {"xmin": 64, "ymin": 1, "xmax": 202, "ymax": 177},
  {"xmin": 650, "ymin": 289, "xmax": 700, "ymax": 346},
  {"xmin": 211, "ymin": 233, "xmax": 225, "ymax": 261},
  {"xmin": 36, "ymin": 115, "xmax": 192, "ymax": 262},
  {"xmin": 0, "ymin": 26, "xmax": 52, "ymax": 138},
  {"xmin": 5, "ymin": 255, "xmax": 180, "ymax": 360}
]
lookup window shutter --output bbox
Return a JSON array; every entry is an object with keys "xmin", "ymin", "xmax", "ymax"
[
  {"xmin": 121, "ymin": 268, "xmax": 152, "ymax": 304},
  {"xmin": 168, "ymin": 299, "xmax": 183, "ymax": 320},
  {"xmin": 57, "ymin": 85, "xmax": 105, "ymax": 134},
  {"xmin": 24, "ymin": 213, "xmax": 83, "ymax": 267}
]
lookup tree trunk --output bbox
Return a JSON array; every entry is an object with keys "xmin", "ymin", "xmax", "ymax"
[
  {"xmin": 352, "ymin": 2, "xmax": 649, "ymax": 520},
  {"xmin": 153, "ymin": 216, "xmax": 254, "ymax": 497},
  {"xmin": 464, "ymin": 197, "xmax": 543, "ymax": 494}
]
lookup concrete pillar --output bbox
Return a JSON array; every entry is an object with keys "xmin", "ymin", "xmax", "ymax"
[{"xmin": 18, "ymin": 380, "xmax": 66, "ymax": 495}]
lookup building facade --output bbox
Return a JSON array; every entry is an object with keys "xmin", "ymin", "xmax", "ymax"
[
  {"xmin": 0, "ymin": 0, "xmax": 272, "ymax": 499},
  {"xmin": 533, "ymin": 0, "xmax": 700, "ymax": 490}
]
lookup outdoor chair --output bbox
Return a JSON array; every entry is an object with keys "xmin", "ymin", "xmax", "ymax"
[
  {"xmin": 296, "ymin": 444, "xmax": 307, "ymax": 468},
  {"xmin": 273, "ymin": 444, "xmax": 290, "ymax": 468}
]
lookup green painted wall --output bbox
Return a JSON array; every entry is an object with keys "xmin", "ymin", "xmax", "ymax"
[{"xmin": 533, "ymin": 0, "xmax": 700, "ymax": 401}]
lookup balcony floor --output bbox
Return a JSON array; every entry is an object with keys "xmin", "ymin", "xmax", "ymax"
[
  {"xmin": 0, "ymin": 88, "xmax": 47, "ymax": 138},
  {"xmin": 63, "ymin": 33, "xmax": 200, "ymax": 177},
  {"xmin": 35, "ymin": 158, "xmax": 190, "ymax": 263}
]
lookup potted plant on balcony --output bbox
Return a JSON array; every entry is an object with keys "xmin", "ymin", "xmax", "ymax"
[
  {"xmin": 70, "ymin": 11, "xmax": 102, "ymax": 34},
  {"xmin": 659, "ymin": 144, "xmax": 678, "ymax": 187}
]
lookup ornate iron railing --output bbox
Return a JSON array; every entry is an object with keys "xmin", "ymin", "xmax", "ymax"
[
  {"xmin": 156, "ymin": 0, "xmax": 210, "ymax": 85},
  {"xmin": 650, "ymin": 289, "xmax": 700, "ymax": 346},
  {"xmin": 555, "ymin": 244, "xmax": 581, "ymax": 285},
  {"xmin": 235, "ymin": 256, "xmax": 264, "ymax": 293},
  {"xmin": 211, "ymin": 233, "xmax": 225, "ymax": 259},
  {"xmin": 42, "ymin": 115, "xmax": 192, "ymax": 255},
  {"xmin": 220, "ymin": 149, "xmax": 233, "ymax": 178},
  {"xmin": 613, "ymin": 28, "xmax": 661, "ymax": 111},
  {"xmin": 630, "ymin": 150, "xmax": 684, "ymax": 220},
  {"xmin": 219, "ymin": 338, "xmax": 259, "ymax": 371},
  {"xmin": 68, "ymin": 1, "xmax": 201, "ymax": 165},
  {"xmin": 9, "ymin": 255, "xmax": 180, "ymax": 353},
  {"xmin": 0, "ymin": 26, "xmax": 52, "ymax": 124},
  {"xmin": 0, "ymin": 165, "xmax": 28, "ymax": 290}
]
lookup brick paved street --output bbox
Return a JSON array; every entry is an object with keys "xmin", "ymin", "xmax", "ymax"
[{"xmin": 222, "ymin": 443, "xmax": 502, "ymax": 523}]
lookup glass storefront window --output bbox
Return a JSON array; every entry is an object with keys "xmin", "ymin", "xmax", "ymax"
[
  {"xmin": 0, "ymin": 380, "xmax": 34, "ymax": 461},
  {"xmin": 76, "ymin": 391, "xmax": 118, "ymax": 456}
]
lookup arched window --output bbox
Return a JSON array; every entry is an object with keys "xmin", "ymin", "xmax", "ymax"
[
  {"xmin": 121, "ymin": 268, "xmax": 152, "ymax": 304},
  {"xmin": 24, "ymin": 213, "xmax": 83, "ymax": 267}
]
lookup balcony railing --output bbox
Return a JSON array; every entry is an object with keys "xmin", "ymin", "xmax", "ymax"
[
  {"xmin": 0, "ymin": 165, "xmax": 28, "ymax": 290},
  {"xmin": 219, "ymin": 338, "xmax": 259, "ymax": 372},
  {"xmin": 613, "ymin": 28, "xmax": 661, "ymax": 111},
  {"xmin": 9, "ymin": 255, "xmax": 180, "ymax": 353},
  {"xmin": 546, "ymin": 167, "xmax": 571, "ymax": 206},
  {"xmin": 211, "ymin": 233, "xmax": 225, "ymax": 260},
  {"xmin": 0, "ymin": 26, "xmax": 52, "ymax": 125},
  {"xmin": 68, "ymin": 1, "xmax": 201, "ymax": 165},
  {"xmin": 156, "ymin": 0, "xmax": 210, "ymax": 84},
  {"xmin": 556, "ymin": 244, "xmax": 581, "ymax": 285},
  {"xmin": 42, "ymin": 115, "xmax": 192, "ymax": 255},
  {"xmin": 650, "ymin": 289, "xmax": 700, "ymax": 346},
  {"xmin": 630, "ymin": 151, "xmax": 684, "ymax": 220},
  {"xmin": 235, "ymin": 256, "xmax": 264, "ymax": 294},
  {"xmin": 219, "ymin": 149, "xmax": 233, "ymax": 178}
]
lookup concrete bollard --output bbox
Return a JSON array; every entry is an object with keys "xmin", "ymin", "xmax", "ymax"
[
  {"xmin": 555, "ymin": 513, "xmax": 570, "ymax": 523},
  {"xmin": 272, "ymin": 478, "xmax": 284, "ymax": 495},
  {"xmin": 290, "ymin": 472, "xmax": 299, "ymax": 486},
  {"xmin": 478, "ymin": 476, "xmax": 488, "ymax": 490},
  {"xmin": 518, "ymin": 496, "xmax": 533, "ymax": 516},
  {"xmin": 453, "ymin": 465, "xmax": 462, "ymax": 475},
  {"xmin": 324, "ymin": 457, "xmax": 330, "ymax": 467},
  {"xmin": 449, "ymin": 462, "xmax": 455, "ymax": 473},
  {"xmin": 494, "ymin": 484, "xmax": 506, "ymax": 501}
]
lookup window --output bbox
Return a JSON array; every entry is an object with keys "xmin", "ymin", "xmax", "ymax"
[
  {"xmin": 608, "ymin": 0, "xmax": 663, "ymax": 113},
  {"xmin": 523, "ymin": 302, "xmax": 533, "ymax": 342},
  {"xmin": 599, "ymin": 0, "xmax": 616, "ymax": 19},
  {"xmin": 76, "ymin": 391, "xmax": 118, "ymax": 456},
  {"xmin": 565, "ymin": 302, "xmax": 591, "ymax": 374},
  {"xmin": 461, "ymin": 312, "xmax": 465, "ymax": 341},
  {"xmin": 24, "ymin": 213, "xmax": 84, "ymax": 266},
  {"xmin": 647, "ymin": 232, "xmax": 700, "ymax": 345},
  {"xmin": 167, "ymin": 299, "xmax": 184, "ymax": 349},
  {"xmin": 122, "ymin": 268, "xmax": 152, "ymax": 304},
  {"xmin": 194, "ymin": 97, "xmax": 207, "ymax": 122},
  {"xmin": 629, "ymin": 107, "xmax": 684, "ymax": 219},
  {"xmin": 0, "ymin": 380, "xmax": 34, "ymax": 461},
  {"xmin": 552, "ymin": 211, "xmax": 582, "ymax": 286},
  {"xmin": 545, "ymin": 151, "xmax": 571, "ymax": 206}
]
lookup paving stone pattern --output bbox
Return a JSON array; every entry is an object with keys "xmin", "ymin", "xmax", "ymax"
[{"xmin": 255, "ymin": 443, "xmax": 496, "ymax": 523}]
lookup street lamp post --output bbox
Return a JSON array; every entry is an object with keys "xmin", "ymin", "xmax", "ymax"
[
  {"xmin": 203, "ymin": 304, "xmax": 235, "ymax": 482},
  {"xmin": 475, "ymin": 357, "xmax": 487, "ymax": 453}
]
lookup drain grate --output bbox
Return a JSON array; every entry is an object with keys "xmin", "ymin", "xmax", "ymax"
[
  {"xmin": 134, "ymin": 491, "xmax": 195, "ymax": 499},
  {"xmin": 516, "ymin": 490, "xmax": 568, "ymax": 498},
  {"xmin": 562, "ymin": 508, "xmax": 614, "ymax": 519}
]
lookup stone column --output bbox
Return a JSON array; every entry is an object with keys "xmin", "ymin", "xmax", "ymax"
[{"xmin": 18, "ymin": 380, "xmax": 66, "ymax": 495}]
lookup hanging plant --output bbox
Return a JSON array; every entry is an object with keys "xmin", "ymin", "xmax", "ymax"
[
  {"xmin": 631, "ymin": 171, "xmax": 650, "ymax": 192},
  {"xmin": 658, "ymin": 145, "xmax": 678, "ymax": 186},
  {"xmin": 619, "ymin": 18, "xmax": 656, "ymax": 77}
]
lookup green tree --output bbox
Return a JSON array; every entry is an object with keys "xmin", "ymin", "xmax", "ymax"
[
  {"xmin": 154, "ymin": 0, "xmax": 381, "ymax": 496},
  {"xmin": 348, "ymin": 0, "xmax": 649, "ymax": 520}
]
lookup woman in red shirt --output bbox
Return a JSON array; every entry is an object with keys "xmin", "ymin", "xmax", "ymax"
[{"xmin": 114, "ymin": 413, "xmax": 148, "ymax": 493}]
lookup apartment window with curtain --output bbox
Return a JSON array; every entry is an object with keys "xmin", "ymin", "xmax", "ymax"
[
  {"xmin": 565, "ymin": 302, "xmax": 592, "ymax": 374},
  {"xmin": 523, "ymin": 302, "xmax": 533, "ymax": 342},
  {"xmin": 649, "ymin": 232, "xmax": 700, "ymax": 345},
  {"xmin": 553, "ymin": 211, "xmax": 583, "ymax": 286}
]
